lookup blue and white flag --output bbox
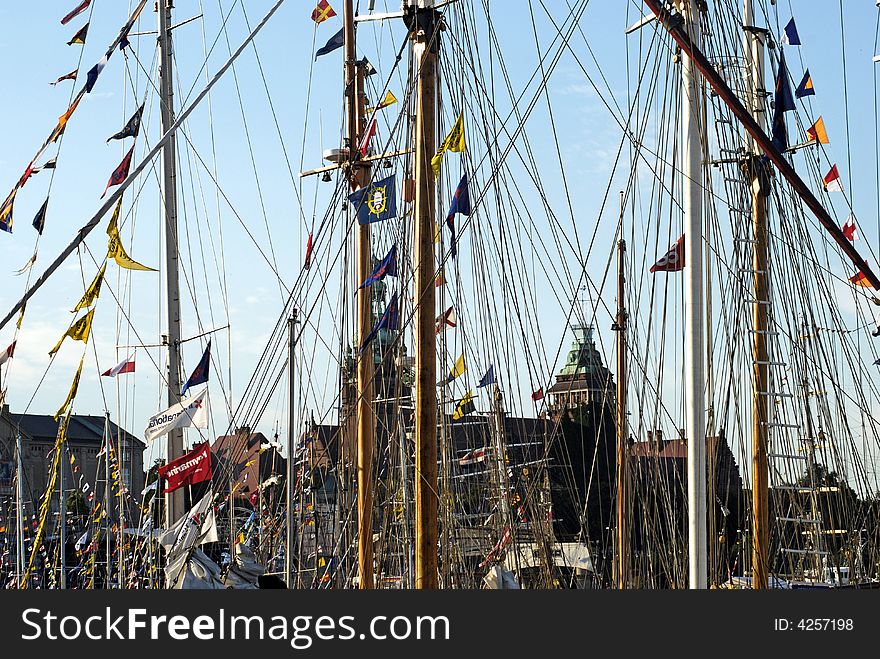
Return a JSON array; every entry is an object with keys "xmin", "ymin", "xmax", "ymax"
[{"xmin": 781, "ymin": 18, "xmax": 801, "ymax": 46}]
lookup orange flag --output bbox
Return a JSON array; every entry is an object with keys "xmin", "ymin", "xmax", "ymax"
[{"xmin": 806, "ymin": 116, "xmax": 829, "ymax": 145}]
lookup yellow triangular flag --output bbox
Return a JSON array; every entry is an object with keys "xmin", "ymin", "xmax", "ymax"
[
  {"xmin": 54, "ymin": 357, "xmax": 83, "ymax": 420},
  {"xmin": 368, "ymin": 90, "xmax": 398, "ymax": 113},
  {"xmin": 49, "ymin": 308, "xmax": 95, "ymax": 356},
  {"xmin": 806, "ymin": 116, "xmax": 829, "ymax": 145},
  {"xmin": 431, "ymin": 112, "xmax": 466, "ymax": 176},
  {"xmin": 16, "ymin": 303, "xmax": 26, "ymax": 330},
  {"xmin": 452, "ymin": 390, "xmax": 475, "ymax": 420},
  {"xmin": 107, "ymin": 198, "xmax": 157, "ymax": 271},
  {"xmin": 445, "ymin": 353, "xmax": 466, "ymax": 384},
  {"xmin": 72, "ymin": 264, "xmax": 106, "ymax": 312}
]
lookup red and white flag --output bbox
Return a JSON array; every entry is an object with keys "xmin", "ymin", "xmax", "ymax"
[
  {"xmin": 158, "ymin": 442, "xmax": 213, "ymax": 494},
  {"xmin": 0, "ymin": 341, "xmax": 15, "ymax": 366},
  {"xmin": 650, "ymin": 234, "xmax": 685, "ymax": 273},
  {"xmin": 102, "ymin": 354, "xmax": 135, "ymax": 377},
  {"xmin": 823, "ymin": 165, "xmax": 844, "ymax": 193},
  {"xmin": 842, "ymin": 215, "xmax": 858, "ymax": 241},
  {"xmin": 459, "ymin": 447, "xmax": 493, "ymax": 466},
  {"xmin": 358, "ymin": 118, "xmax": 377, "ymax": 157},
  {"xmin": 435, "ymin": 306, "xmax": 457, "ymax": 335}
]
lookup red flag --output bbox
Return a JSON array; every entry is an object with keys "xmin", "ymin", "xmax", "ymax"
[
  {"xmin": 102, "ymin": 145, "xmax": 135, "ymax": 198},
  {"xmin": 18, "ymin": 162, "xmax": 36, "ymax": 188},
  {"xmin": 158, "ymin": 442, "xmax": 213, "ymax": 494},
  {"xmin": 61, "ymin": 0, "xmax": 91, "ymax": 25},
  {"xmin": 650, "ymin": 234, "xmax": 685, "ymax": 272},
  {"xmin": 842, "ymin": 216, "xmax": 858, "ymax": 242},
  {"xmin": 304, "ymin": 232, "xmax": 314, "ymax": 270},
  {"xmin": 311, "ymin": 0, "xmax": 337, "ymax": 24},
  {"xmin": 531, "ymin": 387, "xmax": 544, "ymax": 401},
  {"xmin": 358, "ymin": 118, "xmax": 377, "ymax": 157}
]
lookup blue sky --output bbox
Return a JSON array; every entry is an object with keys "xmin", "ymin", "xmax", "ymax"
[{"xmin": 1, "ymin": 1, "xmax": 880, "ymax": 486}]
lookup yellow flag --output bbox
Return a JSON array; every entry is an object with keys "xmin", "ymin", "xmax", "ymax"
[
  {"xmin": 54, "ymin": 357, "xmax": 83, "ymax": 420},
  {"xmin": 16, "ymin": 303, "xmax": 26, "ymax": 330},
  {"xmin": 367, "ymin": 90, "xmax": 398, "ymax": 113},
  {"xmin": 806, "ymin": 116, "xmax": 829, "ymax": 145},
  {"xmin": 73, "ymin": 264, "xmax": 106, "ymax": 312},
  {"xmin": 431, "ymin": 112, "xmax": 466, "ymax": 176},
  {"xmin": 106, "ymin": 198, "xmax": 157, "ymax": 271},
  {"xmin": 445, "ymin": 353, "xmax": 466, "ymax": 384},
  {"xmin": 452, "ymin": 390, "xmax": 476, "ymax": 420},
  {"xmin": 49, "ymin": 308, "xmax": 95, "ymax": 356}
]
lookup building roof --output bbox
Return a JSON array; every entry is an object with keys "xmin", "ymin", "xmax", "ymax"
[
  {"xmin": 629, "ymin": 439, "xmax": 688, "ymax": 459},
  {"xmin": 6, "ymin": 411, "xmax": 144, "ymax": 447}
]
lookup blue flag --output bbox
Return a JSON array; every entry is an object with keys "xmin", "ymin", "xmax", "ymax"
[
  {"xmin": 795, "ymin": 69, "xmax": 814, "ymax": 98},
  {"xmin": 315, "ymin": 28, "xmax": 344, "ymax": 59},
  {"xmin": 771, "ymin": 53, "xmax": 795, "ymax": 152},
  {"xmin": 358, "ymin": 244, "xmax": 398, "ymax": 291},
  {"xmin": 477, "ymin": 365, "xmax": 496, "ymax": 388},
  {"xmin": 360, "ymin": 293, "xmax": 399, "ymax": 353},
  {"xmin": 182, "ymin": 340, "xmax": 211, "ymax": 395},
  {"xmin": 348, "ymin": 174, "xmax": 397, "ymax": 225},
  {"xmin": 445, "ymin": 174, "xmax": 471, "ymax": 259},
  {"xmin": 782, "ymin": 18, "xmax": 801, "ymax": 46}
]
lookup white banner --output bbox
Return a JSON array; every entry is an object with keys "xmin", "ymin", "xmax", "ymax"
[{"xmin": 144, "ymin": 387, "xmax": 208, "ymax": 445}]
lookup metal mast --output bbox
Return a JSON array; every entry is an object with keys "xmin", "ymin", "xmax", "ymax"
[
  {"xmin": 343, "ymin": 0, "xmax": 376, "ymax": 589},
  {"xmin": 614, "ymin": 234, "xmax": 629, "ymax": 589},
  {"xmin": 743, "ymin": 0, "xmax": 770, "ymax": 590},
  {"xmin": 286, "ymin": 311, "xmax": 298, "ymax": 587},
  {"xmin": 679, "ymin": 0, "xmax": 707, "ymax": 589},
  {"xmin": 15, "ymin": 432, "xmax": 25, "ymax": 586},
  {"xmin": 410, "ymin": 0, "xmax": 440, "ymax": 590},
  {"xmin": 58, "ymin": 428, "xmax": 66, "ymax": 589},
  {"xmin": 158, "ymin": 0, "xmax": 185, "ymax": 526},
  {"xmin": 104, "ymin": 413, "xmax": 112, "ymax": 588}
]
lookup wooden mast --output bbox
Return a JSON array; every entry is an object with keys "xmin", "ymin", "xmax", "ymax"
[
  {"xmin": 614, "ymin": 230, "xmax": 629, "ymax": 589},
  {"xmin": 744, "ymin": 0, "xmax": 769, "ymax": 590},
  {"xmin": 410, "ymin": 1, "xmax": 440, "ymax": 589},
  {"xmin": 344, "ymin": 0, "xmax": 376, "ymax": 589}
]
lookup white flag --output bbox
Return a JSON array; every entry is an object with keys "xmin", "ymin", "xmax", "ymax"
[
  {"xmin": 158, "ymin": 491, "xmax": 219, "ymax": 554},
  {"xmin": 144, "ymin": 387, "xmax": 208, "ymax": 445}
]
